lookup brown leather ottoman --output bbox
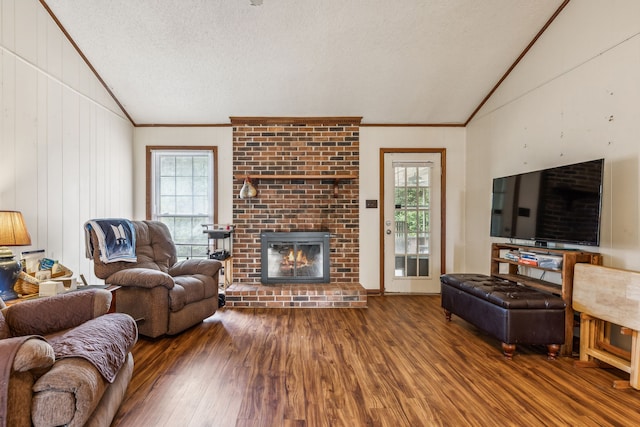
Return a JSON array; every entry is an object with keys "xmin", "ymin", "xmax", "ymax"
[{"xmin": 440, "ymin": 273, "xmax": 566, "ymax": 359}]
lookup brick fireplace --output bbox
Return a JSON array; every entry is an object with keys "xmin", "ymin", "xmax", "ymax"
[{"xmin": 226, "ymin": 117, "xmax": 366, "ymax": 308}]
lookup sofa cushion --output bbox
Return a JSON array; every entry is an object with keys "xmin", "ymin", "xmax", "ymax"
[{"xmin": 174, "ymin": 275, "xmax": 207, "ymax": 303}]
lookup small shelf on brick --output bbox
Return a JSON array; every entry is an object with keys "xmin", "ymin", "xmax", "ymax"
[{"xmin": 235, "ymin": 173, "xmax": 357, "ymax": 196}]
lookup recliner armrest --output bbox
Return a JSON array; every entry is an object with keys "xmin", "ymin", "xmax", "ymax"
[
  {"xmin": 169, "ymin": 258, "xmax": 222, "ymax": 277},
  {"xmin": 107, "ymin": 268, "xmax": 175, "ymax": 289},
  {"xmin": 12, "ymin": 337, "xmax": 55, "ymax": 373}
]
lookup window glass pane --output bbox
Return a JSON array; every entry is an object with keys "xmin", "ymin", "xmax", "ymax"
[
  {"xmin": 174, "ymin": 217, "xmax": 193, "ymax": 243},
  {"xmin": 175, "ymin": 245, "xmax": 191, "ymax": 258},
  {"xmin": 193, "ymin": 176, "xmax": 208, "ymax": 196},
  {"xmin": 160, "ymin": 157, "xmax": 175, "ymax": 176},
  {"xmin": 160, "ymin": 177, "xmax": 175, "ymax": 195},
  {"xmin": 193, "ymin": 196, "xmax": 208, "ymax": 214},
  {"xmin": 176, "ymin": 177, "xmax": 192, "ymax": 196},
  {"xmin": 175, "ymin": 157, "xmax": 193, "ymax": 176},
  {"xmin": 418, "ymin": 232, "xmax": 429, "ymax": 254},
  {"xmin": 417, "ymin": 188, "xmax": 429, "ymax": 208},
  {"xmin": 418, "ymin": 167, "xmax": 430, "ymax": 186},
  {"xmin": 175, "ymin": 196, "xmax": 193, "ymax": 214},
  {"xmin": 160, "ymin": 196, "xmax": 176, "ymax": 214},
  {"xmin": 395, "ymin": 187, "xmax": 405, "ymax": 207},
  {"xmin": 193, "ymin": 157, "xmax": 208, "ymax": 176}
]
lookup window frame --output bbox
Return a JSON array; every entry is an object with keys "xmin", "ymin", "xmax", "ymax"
[{"xmin": 145, "ymin": 146, "xmax": 218, "ymax": 255}]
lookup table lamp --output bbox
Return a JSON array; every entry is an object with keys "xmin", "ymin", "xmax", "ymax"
[{"xmin": 0, "ymin": 211, "xmax": 32, "ymax": 300}]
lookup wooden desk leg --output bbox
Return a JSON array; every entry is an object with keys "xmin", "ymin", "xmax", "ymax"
[
  {"xmin": 575, "ymin": 313, "xmax": 599, "ymax": 368},
  {"xmin": 630, "ymin": 330, "xmax": 640, "ymax": 390},
  {"xmin": 580, "ymin": 313, "xmax": 593, "ymax": 363}
]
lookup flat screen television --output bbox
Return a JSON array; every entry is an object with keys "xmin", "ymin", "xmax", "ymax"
[{"xmin": 490, "ymin": 158, "xmax": 604, "ymax": 246}]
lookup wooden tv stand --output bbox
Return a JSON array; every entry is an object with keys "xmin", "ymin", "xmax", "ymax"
[{"xmin": 491, "ymin": 243, "xmax": 602, "ymax": 356}]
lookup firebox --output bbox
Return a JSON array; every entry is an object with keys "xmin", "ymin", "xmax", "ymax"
[{"xmin": 261, "ymin": 232, "xmax": 331, "ymax": 284}]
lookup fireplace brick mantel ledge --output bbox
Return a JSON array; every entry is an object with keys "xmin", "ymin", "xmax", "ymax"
[{"xmin": 224, "ymin": 283, "xmax": 367, "ymax": 308}]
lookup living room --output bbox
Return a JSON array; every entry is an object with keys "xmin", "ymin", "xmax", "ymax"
[{"xmin": 2, "ymin": 0, "xmax": 640, "ymax": 424}]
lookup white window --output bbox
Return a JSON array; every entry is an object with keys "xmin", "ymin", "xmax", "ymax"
[{"xmin": 147, "ymin": 147, "xmax": 217, "ymax": 259}]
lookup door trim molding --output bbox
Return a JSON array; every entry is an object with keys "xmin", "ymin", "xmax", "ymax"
[{"xmin": 379, "ymin": 148, "xmax": 447, "ymax": 294}]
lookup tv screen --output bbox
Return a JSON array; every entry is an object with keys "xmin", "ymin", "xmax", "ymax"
[{"xmin": 490, "ymin": 158, "xmax": 604, "ymax": 246}]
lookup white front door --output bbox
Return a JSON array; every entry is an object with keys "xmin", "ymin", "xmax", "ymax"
[{"xmin": 383, "ymin": 152, "xmax": 442, "ymax": 293}]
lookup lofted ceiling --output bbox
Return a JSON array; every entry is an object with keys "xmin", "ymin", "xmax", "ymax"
[{"xmin": 42, "ymin": 0, "xmax": 567, "ymax": 126}]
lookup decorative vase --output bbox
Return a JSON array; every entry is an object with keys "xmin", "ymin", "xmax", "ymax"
[
  {"xmin": 239, "ymin": 177, "xmax": 257, "ymax": 199},
  {"xmin": 0, "ymin": 249, "xmax": 21, "ymax": 300}
]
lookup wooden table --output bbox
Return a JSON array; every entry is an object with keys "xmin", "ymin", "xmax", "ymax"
[{"xmin": 573, "ymin": 264, "xmax": 640, "ymax": 390}]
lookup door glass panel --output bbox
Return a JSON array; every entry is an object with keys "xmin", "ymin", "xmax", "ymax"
[{"xmin": 393, "ymin": 162, "xmax": 431, "ymax": 278}]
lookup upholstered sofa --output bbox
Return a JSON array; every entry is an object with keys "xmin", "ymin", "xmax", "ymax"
[
  {"xmin": 0, "ymin": 288, "xmax": 137, "ymax": 427},
  {"xmin": 88, "ymin": 220, "xmax": 222, "ymax": 338}
]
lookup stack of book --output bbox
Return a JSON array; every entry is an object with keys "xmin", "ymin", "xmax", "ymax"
[
  {"xmin": 519, "ymin": 251, "xmax": 538, "ymax": 266},
  {"xmin": 504, "ymin": 250, "xmax": 520, "ymax": 262}
]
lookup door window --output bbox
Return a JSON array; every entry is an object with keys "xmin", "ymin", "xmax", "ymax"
[{"xmin": 394, "ymin": 162, "xmax": 432, "ymax": 277}]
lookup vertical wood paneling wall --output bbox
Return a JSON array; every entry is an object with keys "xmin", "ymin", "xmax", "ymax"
[{"xmin": 0, "ymin": 0, "xmax": 134, "ymax": 283}]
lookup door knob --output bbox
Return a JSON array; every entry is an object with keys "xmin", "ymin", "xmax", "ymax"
[{"xmin": 386, "ymin": 229, "xmax": 392, "ymax": 235}]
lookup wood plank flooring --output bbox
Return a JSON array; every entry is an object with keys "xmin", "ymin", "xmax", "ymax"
[{"xmin": 112, "ymin": 295, "xmax": 640, "ymax": 426}]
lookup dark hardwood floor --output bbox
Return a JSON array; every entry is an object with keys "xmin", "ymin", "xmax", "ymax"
[{"xmin": 113, "ymin": 295, "xmax": 640, "ymax": 426}]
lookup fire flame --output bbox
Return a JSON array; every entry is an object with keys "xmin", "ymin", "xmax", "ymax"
[{"xmin": 283, "ymin": 249, "xmax": 309, "ymax": 266}]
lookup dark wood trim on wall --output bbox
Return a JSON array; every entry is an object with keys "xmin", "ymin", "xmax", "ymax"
[
  {"xmin": 136, "ymin": 123, "xmax": 232, "ymax": 128},
  {"xmin": 379, "ymin": 148, "xmax": 447, "ymax": 294},
  {"xmin": 145, "ymin": 146, "xmax": 219, "ymax": 224},
  {"xmin": 361, "ymin": 123, "xmax": 465, "ymax": 128},
  {"xmin": 137, "ymin": 121, "xmax": 463, "ymax": 127},
  {"xmin": 465, "ymin": 0, "xmax": 571, "ymax": 125},
  {"xmin": 39, "ymin": 0, "xmax": 136, "ymax": 126},
  {"xmin": 230, "ymin": 116, "xmax": 363, "ymax": 125}
]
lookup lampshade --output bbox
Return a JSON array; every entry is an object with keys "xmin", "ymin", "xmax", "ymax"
[
  {"xmin": 0, "ymin": 211, "xmax": 31, "ymax": 300},
  {"xmin": 0, "ymin": 211, "xmax": 32, "ymax": 247}
]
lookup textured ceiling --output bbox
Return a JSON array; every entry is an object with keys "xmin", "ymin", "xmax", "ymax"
[{"xmin": 43, "ymin": 0, "xmax": 566, "ymax": 125}]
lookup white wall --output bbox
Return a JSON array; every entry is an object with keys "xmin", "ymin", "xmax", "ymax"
[
  {"xmin": 0, "ymin": 0, "xmax": 134, "ymax": 283},
  {"xmin": 466, "ymin": 0, "xmax": 640, "ymax": 272},
  {"xmin": 132, "ymin": 127, "xmax": 234, "ymax": 223}
]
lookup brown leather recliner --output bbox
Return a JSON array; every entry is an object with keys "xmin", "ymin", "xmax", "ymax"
[{"xmin": 88, "ymin": 220, "xmax": 222, "ymax": 338}]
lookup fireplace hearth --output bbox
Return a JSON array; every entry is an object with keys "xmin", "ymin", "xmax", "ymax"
[{"xmin": 261, "ymin": 231, "xmax": 330, "ymax": 284}]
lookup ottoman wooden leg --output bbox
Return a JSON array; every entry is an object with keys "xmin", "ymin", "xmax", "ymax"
[
  {"xmin": 547, "ymin": 344, "xmax": 560, "ymax": 360},
  {"xmin": 502, "ymin": 343, "xmax": 516, "ymax": 359},
  {"xmin": 444, "ymin": 309, "xmax": 452, "ymax": 321}
]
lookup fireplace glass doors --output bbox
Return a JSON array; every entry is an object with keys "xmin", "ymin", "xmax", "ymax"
[{"xmin": 261, "ymin": 232, "xmax": 330, "ymax": 284}]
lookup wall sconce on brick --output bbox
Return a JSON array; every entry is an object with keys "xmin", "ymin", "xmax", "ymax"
[{"xmin": 239, "ymin": 177, "xmax": 257, "ymax": 199}]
